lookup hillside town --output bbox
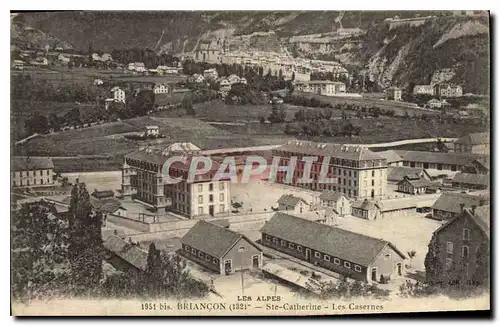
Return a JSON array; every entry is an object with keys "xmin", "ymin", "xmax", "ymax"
[{"xmin": 10, "ymin": 11, "xmax": 490, "ymax": 315}]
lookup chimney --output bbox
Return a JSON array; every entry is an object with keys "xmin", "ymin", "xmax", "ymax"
[
  {"xmin": 471, "ymin": 205, "xmax": 477, "ymax": 215},
  {"xmin": 459, "ymin": 203, "xmax": 465, "ymax": 213}
]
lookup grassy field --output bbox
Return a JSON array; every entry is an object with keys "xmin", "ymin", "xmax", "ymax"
[
  {"xmin": 294, "ymin": 91, "xmax": 441, "ymax": 116},
  {"xmin": 192, "ymin": 100, "xmax": 355, "ymax": 122}
]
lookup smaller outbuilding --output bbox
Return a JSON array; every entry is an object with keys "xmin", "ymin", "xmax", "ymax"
[
  {"xmin": 277, "ymin": 194, "xmax": 310, "ymax": 214},
  {"xmin": 180, "ymin": 220, "xmax": 263, "ymax": 275}
]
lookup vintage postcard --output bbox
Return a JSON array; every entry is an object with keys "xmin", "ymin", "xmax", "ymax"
[{"xmin": 10, "ymin": 10, "xmax": 490, "ymax": 316}]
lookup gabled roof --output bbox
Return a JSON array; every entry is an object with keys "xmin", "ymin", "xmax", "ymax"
[
  {"xmin": 431, "ymin": 192, "xmax": 489, "ymax": 214},
  {"xmin": 434, "ymin": 207, "xmax": 490, "ymax": 240},
  {"xmin": 103, "ymin": 236, "xmax": 148, "ymax": 271},
  {"xmin": 452, "ymin": 173, "xmax": 490, "ymax": 187},
  {"xmin": 377, "ymin": 150, "xmax": 403, "ymax": 164},
  {"xmin": 261, "ymin": 213, "xmax": 405, "ymax": 266},
  {"xmin": 11, "ymin": 157, "xmax": 54, "ymax": 172},
  {"xmin": 181, "ymin": 220, "xmax": 260, "ymax": 258},
  {"xmin": 278, "ymin": 141, "xmax": 385, "ymax": 162},
  {"xmin": 398, "ymin": 176, "xmax": 434, "ymax": 188},
  {"xmin": 388, "ymin": 166, "xmax": 423, "ymax": 181},
  {"xmin": 319, "ymin": 191, "xmax": 346, "ymax": 202},
  {"xmin": 424, "ymin": 169, "xmax": 457, "ymax": 179},
  {"xmin": 90, "ymin": 197, "xmax": 125, "ymax": 214},
  {"xmin": 455, "ymin": 132, "xmax": 489, "ymax": 145},
  {"xmin": 352, "ymin": 199, "xmax": 379, "ymax": 211},
  {"xmin": 277, "ymin": 194, "xmax": 307, "ymax": 207}
]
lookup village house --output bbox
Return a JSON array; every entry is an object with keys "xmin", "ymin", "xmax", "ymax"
[
  {"xmin": 397, "ymin": 174, "xmax": 434, "ymax": 195},
  {"xmin": 93, "ymin": 78, "xmax": 104, "ymax": 86},
  {"xmin": 431, "ymin": 192, "xmax": 489, "ymax": 221},
  {"xmin": 153, "ymin": 83, "xmax": 170, "ymax": 94},
  {"xmin": 110, "ymin": 86, "xmax": 126, "ymax": 103},
  {"xmin": 273, "ymin": 141, "xmax": 387, "ymax": 199},
  {"xmin": 351, "ymin": 199, "xmax": 380, "ymax": 220},
  {"xmin": 429, "ymin": 205, "xmax": 489, "ymax": 285},
  {"xmin": 454, "ymin": 132, "xmax": 490, "ymax": 155},
  {"xmin": 12, "ymin": 60, "xmax": 24, "ymax": 70},
  {"xmin": 190, "ymin": 74, "xmax": 205, "ymax": 83},
  {"xmin": 387, "ymin": 166, "xmax": 424, "ymax": 183},
  {"xmin": 385, "ymin": 87, "xmax": 402, "ymax": 101},
  {"xmin": 145, "ymin": 125, "xmax": 160, "ymax": 137},
  {"xmin": 427, "ymin": 99, "xmax": 451, "ymax": 109},
  {"xmin": 261, "ymin": 212, "xmax": 406, "ymax": 282},
  {"xmin": 91, "ymin": 195, "xmax": 127, "ymax": 218},
  {"xmin": 318, "ymin": 191, "xmax": 350, "ymax": 217},
  {"xmin": 413, "ymin": 85, "xmax": 435, "ymax": 96},
  {"xmin": 11, "ymin": 157, "xmax": 55, "ymax": 188},
  {"xmin": 122, "ymin": 143, "xmax": 230, "ymax": 217},
  {"xmin": 277, "ymin": 194, "xmax": 311, "ymax": 214},
  {"xmin": 294, "ymin": 80, "xmax": 346, "ymax": 96},
  {"xmin": 181, "ymin": 220, "xmax": 262, "ymax": 275},
  {"xmin": 451, "ymin": 173, "xmax": 489, "ymax": 190},
  {"xmin": 30, "ymin": 57, "xmax": 49, "ymax": 66},
  {"xmin": 435, "ymin": 84, "xmax": 463, "ymax": 97},
  {"xmin": 227, "ymin": 74, "xmax": 241, "ymax": 84},
  {"xmin": 203, "ymin": 68, "xmax": 219, "ymax": 80}
]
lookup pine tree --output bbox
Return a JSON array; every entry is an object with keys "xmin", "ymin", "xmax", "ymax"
[
  {"xmin": 68, "ymin": 182, "xmax": 103, "ymax": 294},
  {"xmin": 424, "ymin": 233, "xmax": 443, "ymax": 285},
  {"xmin": 145, "ymin": 243, "xmax": 163, "ymax": 294}
]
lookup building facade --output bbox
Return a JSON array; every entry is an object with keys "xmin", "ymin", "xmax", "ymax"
[
  {"xmin": 386, "ymin": 87, "xmax": 402, "ymax": 101},
  {"xmin": 429, "ymin": 206, "xmax": 489, "ymax": 285},
  {"xmin": 413, "ymin": 85, "xmax": 435, "ymax": 96},
  {"xmin": 435, "ymin": 84, "xmax": 463, "ymax": 97},
  {"xmin": 319, "ymin": 191, "xmax": 350, "ymax": 217},
  {"xmin": 261, "ymin": 213, "xmax": 406, "ymax": 282},
  {"xmin": 295, "ymin": 80, "xmax": 346, "ymax": 96},
  {"xmin": 11, "ymin": 157, "xmax": 55, "ymax": 188},
  {"xmin": 431, "ymin": 192, "xmax": 489, "ymax": 221},
  {"xmin": 273, "ymin": 141, "xmax": 387, "ymax": 199},
  {"xmin": 121, "ymin": 143, "xmax": 230, "ymax": 217}
]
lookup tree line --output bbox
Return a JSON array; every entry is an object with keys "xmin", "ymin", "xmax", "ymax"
[{"xmin": 11, "ymin": 183, "xmax": 209, "ymax": 300}]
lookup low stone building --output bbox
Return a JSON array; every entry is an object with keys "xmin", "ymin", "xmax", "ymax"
[
  {"xmin": 397, "ymin": 175, "xmax": 434, "ymax": 195},
  {"xmin": 261, "ymin": 212, "xmax": 406, "ymax": 282},
  {"xmin": 180, "ymin": 220, "xmax": 262, "ymax": 275}
]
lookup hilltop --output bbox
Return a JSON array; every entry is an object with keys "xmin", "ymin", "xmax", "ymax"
[{"xmin": 11, "ymin": 11, "xmax": 490, "ymax": 94}]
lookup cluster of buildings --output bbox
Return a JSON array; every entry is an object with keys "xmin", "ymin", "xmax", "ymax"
[
  {"xmin": 413, "ymin": 84, "xmax": 464, "ymax": 98},
  {"xmin": 126, "ymin": 62, "xmax": 182, "ymax": 75},
  {"xmin": 182, "ymin": 38, "xmax": 349, "ymax": 83}
]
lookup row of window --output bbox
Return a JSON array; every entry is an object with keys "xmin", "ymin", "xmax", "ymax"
[
  {"xmin": 12, "ymin": 178, "xmax": 51, "ymax": 187},
  {"xmin": 184, "ymin": 245, "xmax": 219, "ymax": 264},
  {"xmin": 197, "ymin": 204, "xmax": 225, "ymax": 215},
  {"xmin": 265, "ymin": 235, "xmax": 362, "ymax": 272},
  {"xmin": 198, "ymin": 183, "xmax": 225, "ymax": 192},
  {"xmin": 13, "ymin": 170, "xmax": 51, "ymax": 178},
  {"xmin": 198, "ymin": 193, "xmax": 225, "ymax": 204}
]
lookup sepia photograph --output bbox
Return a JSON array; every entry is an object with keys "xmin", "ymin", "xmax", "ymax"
[{"xmin": 9, "ymin": 9, "xmax": 491, "ymax": 316}]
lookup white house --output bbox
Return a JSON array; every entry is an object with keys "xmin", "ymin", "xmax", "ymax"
[
  {"xmin": 145, "ymin": 125, "xmax": 160, "ymax": 137},
  {"xmin": 277, "ymin": 194, "xmax": 311, "ymax": 215},
  {"xmin": 94, "ymin": 79, "xmax": 104, "ymax": 86},
  {"xmin": 110, "ymin": 86, "xmax": 126, "ymax": 103},
  {"xmin": 318, "ymin": 191, "xmax": 351, "ymax": 217},
  {"xmin": 153, "ymin": 83, "xmax": 170, "ymax": 94},
  {"xmin": 203, "ymin": 68, "xmax": 218, "ymax": 80}
]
